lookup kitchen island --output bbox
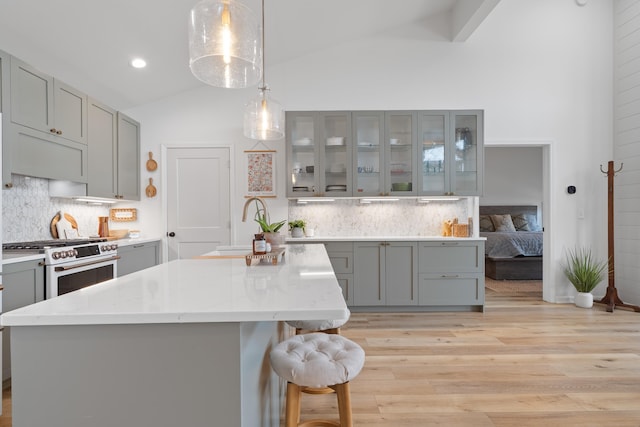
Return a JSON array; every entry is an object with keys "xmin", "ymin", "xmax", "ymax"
[{"xmin": 1, "ymin": 243, "xmax": 347, "ymax": 427}]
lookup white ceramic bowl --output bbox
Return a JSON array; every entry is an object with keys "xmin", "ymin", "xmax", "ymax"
[
  {"xmin": 326, "ymin": 137, "xmax": 345, "ymax": 146},
  {"xmin": 293, "ymin": 138, "xmax": 312, "ymax": 146}
]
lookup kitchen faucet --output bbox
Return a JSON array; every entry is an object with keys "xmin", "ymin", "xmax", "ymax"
[{"xmin": 242, "ymin": 197, "xmax": 269, "ymax": 224}]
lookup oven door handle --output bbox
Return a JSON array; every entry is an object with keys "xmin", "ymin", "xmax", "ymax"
[{"xmin": 53, "ymin": 255, "xmax": 121, "ymax": 272}]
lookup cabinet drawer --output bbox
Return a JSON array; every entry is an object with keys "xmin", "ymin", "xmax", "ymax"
[
  {"xmin": 418, "ymin": 241, "xmax": 483, "ymax": 273},
  {"xmin": 328, "ymin": 252, "xmax": 353, "ymax": 274},
  {"xmin": 323, "ymin": 242, "xmax": 353, "ymax": 253},
  {"xmin": 418, "ymin": 273, "xmax": 484, "ymax": 306},
  {"xmin": 323, "ymin": 242, "xmax": 353, "ymax": 274},
  {"xmin": 335, "ymin": 274, "xmax": 354, "ymax": 306}
]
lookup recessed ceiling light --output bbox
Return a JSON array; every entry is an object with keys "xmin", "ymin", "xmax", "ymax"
[{"xmin": 130, "ymin": 58, "xmax": 147, "ymax": 69}]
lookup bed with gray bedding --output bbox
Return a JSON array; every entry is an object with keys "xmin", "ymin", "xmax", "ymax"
[{"xmin": 479, "ymin": 205, "xmax": 543, "ymax": 280}]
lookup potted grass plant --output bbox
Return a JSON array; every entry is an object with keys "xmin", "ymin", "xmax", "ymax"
[{"xmin": 563, "ymin": 247, "xmax": 610, "ymax": 308}]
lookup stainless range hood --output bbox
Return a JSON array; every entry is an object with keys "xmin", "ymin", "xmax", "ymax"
[{"xmin": 48, "ymin": 180, "xmax": 118, "ymax": 204}]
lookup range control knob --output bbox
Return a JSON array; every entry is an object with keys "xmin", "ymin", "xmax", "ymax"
[{"xmin": 52, "ymin": 252, "xmax": 61, "ymax": 260}]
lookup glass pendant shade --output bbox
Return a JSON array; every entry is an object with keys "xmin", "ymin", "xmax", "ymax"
[
  {"xmin": 188, "ymin": 0, "xmax": 262, "ymax": 89},
  {"xmin": 244, "ymin": 88, "xmax": 284, "ymax": 140}
]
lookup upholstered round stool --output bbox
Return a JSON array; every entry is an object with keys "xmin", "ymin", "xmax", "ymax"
[
  {"xmin": 270, "ymin": 332, "xmax": 365, "ymax": 427},
  {"xmin": 286, "ymin": 309, "xmax": 351, "ymax": 335}
]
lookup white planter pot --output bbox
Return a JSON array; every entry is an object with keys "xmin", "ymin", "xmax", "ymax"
[
  {"xmin": 291, "ymin": 227, "xmax": 304, "ymax": 238},
  {"xmin": 575, "ymin": 292, "xmax": 594, "ymax": 308}
]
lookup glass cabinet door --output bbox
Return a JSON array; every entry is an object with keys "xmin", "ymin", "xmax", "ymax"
[
  {"xmin": 418, "ymin": 111, "xmax": 449, "ymax": 195},
  {"xmin": 451, "ymin": 111, "xmax": 483, "ymax": 196},
  {"xmin": 319, "ymin": 112, "xmax": 351, "ymax": 196},
  {"xmin": 385, "ymin": 111, "xmax": 417, "ymax": 195},
  {"xmin": 353, "ymin": 111, "xmax": 384, "ymax": 196},
  {"xmin": 287, "ymin": 112, "xmax": 318, "ymax": 196}
]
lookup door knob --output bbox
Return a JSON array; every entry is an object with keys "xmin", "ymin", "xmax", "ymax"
[{"xmin": 167, "ymin": 232, "xmax": 176, "ymax": 237}]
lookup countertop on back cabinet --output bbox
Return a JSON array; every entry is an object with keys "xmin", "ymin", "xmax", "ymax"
[
  {"xmin": 108, "ymin": 236, "xmax": 162, "ymax": 246},
  {"xmin": 286, "ymin": 236, "xmax": 486, "ymax": 242},
  {"xmin": 2, "ymin": 253, "xmax": 45, "ymax": 265}
]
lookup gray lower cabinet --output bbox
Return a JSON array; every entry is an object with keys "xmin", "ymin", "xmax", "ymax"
[
  {"xmin": 353, "ymin": 241, "xmax": 418, "ymax": 306},
  {"xmin": 2, "ymin": 259, "xmax": 45, "ymax": 381},
  {"xmin": 117, "ymin": 241, "xmax": 161, "ymax": 277},
  {"xmin": 417, "ymin": 241, "xmax": 485, "ymax": 309},
  {"xmin": 302, "ymin": 239, "xmax": 484, "ymax": 310},
  {"xmin": 323, "ymin": 242, "xmax": 354, "ymax": 305}
]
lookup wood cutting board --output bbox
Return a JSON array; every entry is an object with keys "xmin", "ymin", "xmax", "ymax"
[{"xmin": 50, "ymin": 212, "xmax": 79, "ymax": 239}]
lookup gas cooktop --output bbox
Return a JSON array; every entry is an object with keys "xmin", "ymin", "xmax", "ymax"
[{"xmin": 3, "ymin": 238, "xmax": 108, "ymax": 252}]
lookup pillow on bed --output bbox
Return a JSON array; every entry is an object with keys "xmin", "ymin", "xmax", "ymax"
[
  {"xmin": 479, "ymin": 215, "xmax": 495, "ymax": 232},
  {"xmin": 490, "ymin": 214, "xmax": 516, "ymax": 232},
  {"xmin": 512, "ymin": 213, "xmax": 541, "ymax": 231}
]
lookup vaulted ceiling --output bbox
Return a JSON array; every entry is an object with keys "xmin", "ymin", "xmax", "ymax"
[{"xmin": 0, "ymin": 0, "xmax": 499, "ymax": 110}]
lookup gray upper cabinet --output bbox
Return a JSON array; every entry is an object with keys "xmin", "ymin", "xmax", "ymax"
[
  {"xmin": 116, "ymin": 112, "xmax": 141, "ymax": 200},
  {"xmin": 87, "ymin": 104, "xmax": 140, "ymax": 200},
  {"xmin": 88, "ymin": 98, "xmax": 118, "ymax": 198},
  {"xmin": 1, "ymin": 50, "xmax": 10, "ymax": 185},
  {"xmin": 3, "ymin": 56, "xmax": 88, "ymax": 186},
  {"xmin": 0, "ymin": 49, "xmax": 8, "ymax": 113},
  {"xmin": 418, "ymin": 110, "xmax": 483, "ymax": 196},
  {"xmin": 288, "ymin": 109, "xmax": 482, "ymax": 198},
  {"xmin": 1, "ymin": 53, "xmax": 140, "ymax": 191},
  {"xmin": 10, "ymin": 58, "xmax": 87, "ymax": 144},
  {"xmin": 286, "ymin": 111, "xmax": 352, "ymax": 197}
]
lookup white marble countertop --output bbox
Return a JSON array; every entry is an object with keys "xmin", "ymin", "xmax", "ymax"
[
  {"xmin": 286, "ymin": 235, "xmax": 486, "ymax": 242},
  {"xmin": 1, "ymin": 243, "xmax": 348, "ymax": 327}
]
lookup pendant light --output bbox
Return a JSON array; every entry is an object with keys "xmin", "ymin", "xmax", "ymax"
[
  {"xmin": 243, "ymin": 0, "xmax": 284, "ymax": 140},
  {"xmin": 188, "ymin": 0, "xmax": 261, "ymax": 89}
]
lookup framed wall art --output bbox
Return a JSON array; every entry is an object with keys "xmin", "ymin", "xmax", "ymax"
[{"xmin": 245, "ymin": 149, "xmax": 277, "ymax": 197}]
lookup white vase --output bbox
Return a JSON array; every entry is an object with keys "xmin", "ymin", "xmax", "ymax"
[{"xmin": 575, "ymin": 292, "xmax": 594, "ymax": 308}]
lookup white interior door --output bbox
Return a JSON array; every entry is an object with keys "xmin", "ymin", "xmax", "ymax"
[{"xmin": 166, "ymin": 147, "xmax": 231, "ymax": 260}]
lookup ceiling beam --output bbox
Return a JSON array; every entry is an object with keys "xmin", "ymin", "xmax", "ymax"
[{"xmin": 451, "ymin": 0, "xmax": 501, "ymax": 42}]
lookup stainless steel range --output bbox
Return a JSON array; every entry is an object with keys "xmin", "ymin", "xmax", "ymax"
[{"xmin": 3, "ymin": 239, "xmax": 119, "ymax": 298}]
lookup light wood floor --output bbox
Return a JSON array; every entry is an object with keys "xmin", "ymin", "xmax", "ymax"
[
  {"xmin": 2, "ymin": 282, "xmax": 640, "ymax": 426},
  {"xmin": 299, "ymin": 283, "xmax": 640, "ymax": 426}
]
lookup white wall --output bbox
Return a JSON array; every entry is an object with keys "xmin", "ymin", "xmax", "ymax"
[
  {"xmin": 125, "ymin": 0, "xmax": 614, "ymax": 303},
  {"xmin": 481, "ymin": 147, "xmax": 543, "ymax": 208},
  {"xmin": 614, "ymin": 0, "xmax": 640, "ymax": 305}
]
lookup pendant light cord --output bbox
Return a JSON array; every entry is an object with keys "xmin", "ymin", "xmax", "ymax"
[{"xmin": 261, "ymin": 0, "xmax": 266, "ymax": 91}]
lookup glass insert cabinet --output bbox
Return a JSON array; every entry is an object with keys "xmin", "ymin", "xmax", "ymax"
[{"xmin": 286, "ymin": 110, "xmax": 483, "ymax": 197}]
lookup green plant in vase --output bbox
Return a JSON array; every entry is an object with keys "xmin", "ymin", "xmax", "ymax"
[
  {"xmin": 253, "ymin": 202, "xmax": 286, "ymax": 247},
  {"xmin": 563, "ymin": 247, "xmax": 610, "ymax": 308},
  {"xmin": 288, "ymin": 219, "xmax": 306, "ymax": 238}
]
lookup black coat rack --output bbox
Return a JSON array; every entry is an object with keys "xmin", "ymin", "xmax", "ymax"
[{"xmin": 597, "ymin": 161, "xmax": 640, "ymax": 313}]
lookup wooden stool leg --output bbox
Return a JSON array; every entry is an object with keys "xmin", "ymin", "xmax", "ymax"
[
  {"xmin": 334, "ymin": 382, "xmax": 353, "ymax": 427},
  {"xmin": 286, "ymin": 382, "xmax": 302, "ymax": 427}
]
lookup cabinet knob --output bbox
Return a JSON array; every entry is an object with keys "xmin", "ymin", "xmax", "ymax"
[
  {"xmin": 167, "ymin": 232, "xmax": 176, "ymax": 237},
  {"xmin": 5, "ymin": 182, "xmax": 13, "ymax": 188},
  {"xmin": 56, "ymin": 130, "xmax": 62, "ymax": 135},
  {"xmin": 50, "ymin": 128, "xmax": 57, "ymax": 133}
]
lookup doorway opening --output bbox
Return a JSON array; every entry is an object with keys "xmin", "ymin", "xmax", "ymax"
[{"xmin": 483, "ymin": 141, "xmax": 552, "ymax": 303}]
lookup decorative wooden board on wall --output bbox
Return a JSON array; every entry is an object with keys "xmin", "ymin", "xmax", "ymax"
[{"xmin": 110, "ymin": 208, "xmax": 137, "ymax": 222}]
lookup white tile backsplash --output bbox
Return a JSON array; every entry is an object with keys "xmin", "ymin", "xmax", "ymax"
[
  {"xmin": 3, "ymin": 175, "xmax": 110, "ymax": 242},
  {"xmin": 288, "ymin": 198, "xmax": 474, "ymax": 237}
]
